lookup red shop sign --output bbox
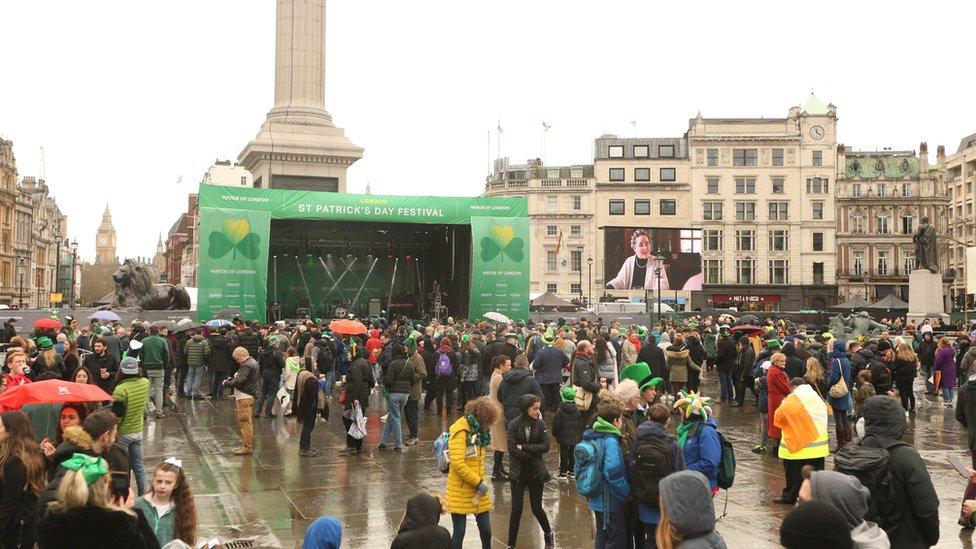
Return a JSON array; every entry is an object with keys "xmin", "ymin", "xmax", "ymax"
[{"xmin": 712, "ymin": 294, "xmax": 781, "ymax": 303}]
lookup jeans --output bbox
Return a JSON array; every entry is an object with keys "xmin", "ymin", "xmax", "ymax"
[
  {"xmin": 323, "ymin": 371, "xmax": 335, "ymax": 396},
  {"xmin": 380, "ymin": 392, "xmax": 408, "ymax": 448},
  {"xmin": 594, "ymin": 510, "xmax": 626, "ymax": 549},
  {"xmin": 942, "ymin": 387, "xmax": 955, "ymax": 403},
  {"xmin": 210, "ymin": 371, "xmax": 228, "ymax": 397},
  {"xmin": 184, "ymin": 365, "xmax": 206, "ymax": 396},
  {"xmin": 404, "ymin": 399, "xmax": 419, "ymax": 439},
  {"xmin": 508, "ymin": 478, "xmax": 550, "ymax": 546},
  {"xmin": 146, "ymin": 369, "xmax": 165, "ymax": 413},
  {"xmin": 299, "ymin": 418, "xmax": 315, "ymax": 452},
  {"xmin": 116, "ymin": 433, "xmax": 147, "ymax": 495},
  {"xmin": 717, "ymin": 370, "xmax": 733, "ymax": 402},
  {"xmin": 451, "ymin": 511, "xmax": 491, "ymax": 549},
  {"xmin": 255, "ymin": 373, "xmax": 280, "ymax": 416}
]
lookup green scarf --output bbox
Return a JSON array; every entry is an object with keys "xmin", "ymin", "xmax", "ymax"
[
  {"xmin": 676, "ymin": 418, "xmax": 701, "ymax": 448},
  {"xmin": 465, "ymin": 413, "xmax": 491, "ymax": 447},
  {"xmin": 592, "ymin": 416, "xmax": 621, "ymax": 436}
]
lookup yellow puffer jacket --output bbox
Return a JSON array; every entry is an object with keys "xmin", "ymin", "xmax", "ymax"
[{"xmin": 445, "ymin": 416, "xmax": 492, "ymax": 515}]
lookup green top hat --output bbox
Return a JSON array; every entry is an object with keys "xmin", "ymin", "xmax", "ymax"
[
  {"xmin": 36, "ymin": 336, "xmax": 53, "ymax": 350},
  {"xmin": 619, "ymin": 362, "xmax": 662, "ymax": 392},
  {"xmin": 766, "ymin": 339, "xmax": 782, "ymax": 349}
]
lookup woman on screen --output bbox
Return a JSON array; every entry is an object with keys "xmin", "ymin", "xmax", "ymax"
[{"xmin": 606, "ymin": 229, "xmax": 669, "ymax": 290}]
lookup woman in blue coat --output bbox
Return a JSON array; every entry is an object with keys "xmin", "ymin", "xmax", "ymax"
[
  {"xmin": 826, "ymin": 340, "xmax": 853, "ymax": 449},
  {"xmin": 674, "ymin": 392, "xmax": 722, "ymax": 494}
]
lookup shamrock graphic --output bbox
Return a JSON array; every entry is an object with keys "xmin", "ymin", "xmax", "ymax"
[
  {"xmin": 480, "ymin": 222, "xmax": 524, "ymax": 262},
  {"xmin": 208, "ymin": 218, "xmax": 261, "ymax": 260}
]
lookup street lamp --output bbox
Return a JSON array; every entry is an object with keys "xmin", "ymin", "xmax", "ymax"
[
  {"xmin": 586, "ymin": 256, "xmax": 593, "ymax": 308},
  {"xmin": 53, "ymin": 224, "xmax": 61, "ymax": 306},
  {"xmin": 652, "ymin": 253, "xmax": 666, "ymax": 327},
  {"xmin": 69, "ymin": 238, "xmax": 78, "ymax": 310},
  {"xmin": 16, "ymin": 257, "xmax": 25, "ymax": 310},
  {"xmin": 577, "ymin": 247, "xmax": 583, "ymax": 305}
]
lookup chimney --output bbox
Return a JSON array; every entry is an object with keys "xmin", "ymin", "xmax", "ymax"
[
  {"xmin": 937, "ymin": 145, "xmax": 946, "ymax": 165},
  {"xmin": 919, "ymin": 142, "xmax": 928, "ymax": 170}
]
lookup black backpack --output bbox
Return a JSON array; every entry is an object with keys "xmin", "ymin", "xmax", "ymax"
[
  {"xmin": 633, "ymin": 434, "xmax": 675, "ymax": 507},
  {"xmin": 834, "ymin": 436, "xmax": 907, "ymax": 530}
]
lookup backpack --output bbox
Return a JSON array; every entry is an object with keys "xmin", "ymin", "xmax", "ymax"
[
  {"xmin": 433, "ymin": 432, "xmax": 451, "ymax": 474},
  {"xmin": 834, "ymin": 436, "xmax": 907, "ymax": 529},
  {"xmin": 573, "ymin": 438, "xmax": 606, "ymax": 498},
  {"xmin": 435, "ymin": 352, "xmax": 453, "ymax": 377},
  {"xmin": 715, "ymin": 429, "xmax": 736, "ymax": 490},
  {"xmin": 633, "ymin": 434, "xmax": 675, "ymax": 506}
]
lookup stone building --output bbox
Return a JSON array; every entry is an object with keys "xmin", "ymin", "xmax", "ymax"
[
  {"xmin": 940, "ymin": 136, "xmax": 976, "ymax": 310},
  {"xmin": 164, "ymin": 194, "xmax": 198, "ymax": 286},
  {"xmin": 203, "ymin": 160, "xmax": 253, "ymax": 188},
  {"xmin": 19, "ymin": 176, "xmax": 68, "ymax": 309},
  {"xmin": 95, "ymin": 205, "xmax": 117, "ymax": 265},
  {"xmin": 835, "ymin": 145, "xmax": 950, "ymax": 303},
  {"xmin": 687, "ymin": 96, "xmax": 839, "ymax": 311},
  {"xmin": 0, "ymin": 139, "xmax": 18, "ymax": 304},
  {"xmin": 483, "ymin": 158, "xmax": 596, "ymax": 302}
]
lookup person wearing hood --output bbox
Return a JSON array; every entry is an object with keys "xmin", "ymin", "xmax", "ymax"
[
  {"xmin": 391, "ymin": 493, "xmax": 452, "ymax": 549},
  {"xmin": 206, "ymin": 329, "xmax": 235, "ymax": 398},
  {"xmin": 702, "ymin": 328, "xmax": 717, "ymax": 371},
  {"xmin": 827, "ymin": 340, "xmax": 854, "ymax": 449},
  {"xmin": 675, "ymin": 391, "xmax": 721, "ymax": 494},
  {"xmin": 637, "ymin": 336, "xmax": 668, "ymax": 395},
  {"xmin": 860, "ymin": 395, "xmax": 939, "ymax": 548},
  {"xmin": 551, "ymin": 386, "xmax": 583, "ymax": 479},
  {"xmin": 665, "ymin": 335, "xmax": 700, "ymax": 398},
  {"xmin": 181, "ymin": 331, "xmax": 209, "ymax": 400},
  {"xmin": 960, "ymin": 339, "xmax": 976, "ymax": 379},
  {"xmin": 732, "ymin": 334, "xmax": 757, "ymax": 407},
  {"xmin": 580, "ymin": 399, "xmax": 631, "ymax": 549},
  {"xmin": 933, "ymin": 336, "xmax": 957, "ymax": 406},
  {"xmin": 497, "ymin": 354, "xmax": 542, "ymax": 427},
  {"xmin": 798, "ymin": 469, "xmax": 890, "ymax": 548},
  {"xmin": 916, "ymin": 331, "xmax": 937, "ymax": 394},
  {"xmin": 656, "ymin": 470, "xmax": 727, "ymax": 549},
  {"xmin": 505, "ymin": 394, "xmax": 554, "ymax": 549},
  {"xmin": 657, "ymin": 332, "xmax": 672, "ymax": 351},
  {"xmin": 684, "ymin": 332, "xmax": 706, "ymax": 394},
  {"xmin": 772, "ymin": 379, "xmax": 828, "ymax": 504},
  {"xmin": 780, "ymin": 500, "xmax": 853, "ymax": 549},
  {"xmin": 429, "ymin": 337, "xmax": 460, "ymax": 417},
  {"xmin": 379, "ymin": 345, "xmax": 415, "ymax": 452},
  {"xmin": 782, "ymin": 342, "xmax": 807, "ymax": 381},
  {"xmin": 302, "ymin": 516, "xmax": 342, "ymax": 549}
]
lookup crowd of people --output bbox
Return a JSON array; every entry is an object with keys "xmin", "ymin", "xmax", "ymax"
[{"xmin": 0, "ymin": 312, "xmax": 974, "ymax": 547}]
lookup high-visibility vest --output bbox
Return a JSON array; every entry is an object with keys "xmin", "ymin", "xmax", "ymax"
[{"xmin": 776, "ymin": 387, "xmax": 829, "ymax": 460}]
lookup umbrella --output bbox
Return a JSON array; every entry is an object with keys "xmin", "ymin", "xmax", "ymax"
[
  {"xmin": 483, "ymin": 312, "xmax": 512, "ymax": 324},
  {"xmin": 0, "ymin": 380, "xmax": 113, "ymax": 410},
  {"xmin": 151, "ymin": 320, "xmax": 176, "ymax": 330},
  {"xmin": 205, "ymin": 319, "xmax": 233, "ymax": 328},
  {"xmin": 730, "ymin": 324, "xmax": 764, "ymax": 337},
  {"xmin": 32, "ymin": 318, "xmax": 62, "ymax": 330},
  {"xmin": 89, "ymin": 310, "xmax": 121, "ymax": 323},
  {"xmin": 328, "ymin": 319, "xmax": 367, "ymax": 336}
]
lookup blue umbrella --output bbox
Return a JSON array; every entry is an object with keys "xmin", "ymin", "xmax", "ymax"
[
  {"xmin": 206, "ymin": 319, "xmax": 233, "ymax": 328},
  {"xmin": 89, "ymin": 310, "xmax": 121, "ymax": 322}
]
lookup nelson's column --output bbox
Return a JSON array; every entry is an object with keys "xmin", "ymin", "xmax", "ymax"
[{"xmin": 238, "ymin": 0, "xmax": 363, "ymax": 192}]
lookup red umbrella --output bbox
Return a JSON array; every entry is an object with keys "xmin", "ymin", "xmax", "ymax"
[
  {"xmin": 0, "ymin": 380, "xmax": 113, "ymax": 410},
  {"xmin": 730, "ymin": 324, "xmax": 764, "ymax": 337},
  {"xmin": 33, "ymin": 318, "xmax": 63, "ymax": 330},
  {"xmin": 329, "ymin": 319, "xmax": 367, "ymax": 336}
]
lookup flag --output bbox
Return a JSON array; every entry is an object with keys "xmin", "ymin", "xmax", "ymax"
[
  {"xmin": 555, "ymin": 230, "xmax": 563, "ymax": 255},
  {"xmin": 177, "ymin": 175, "xmax": 183, "ymax": 185},
  {"xmin": 543, "ymin": 121, "xmax": 551, "ymax": 131}
]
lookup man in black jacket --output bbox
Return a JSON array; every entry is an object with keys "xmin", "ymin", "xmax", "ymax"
[
  {"xmin": 481, "ymin": 333, "xmax": 519, "ymax": 380},
  {"xmin": 497, "ymin": 358, "xmax": 542, "ymax": 426},
  {"xmin": 0, "ymin": 318, "xmax": 15, "ymax": 344},
  {"xmin": 236, "ymin": 323, "xmax": 262, "ymax": 361},
  {"xmin": 636, "ymin": 336, "xmax": 667, "ymax": 394},
  {"xmin": 254, "ymin": 342, "xmax": 285, "ymax": 418},
  {"xmin": 715, "ymin": 329, "xmax": 737, "ymax": 403}
]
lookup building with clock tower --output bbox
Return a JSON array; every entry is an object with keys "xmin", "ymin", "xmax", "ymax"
[{"xmin": 95, "ymin": 205, "xmax": 117, "ymax": 265}]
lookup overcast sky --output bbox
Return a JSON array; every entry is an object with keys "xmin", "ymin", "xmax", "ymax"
[{"xmin": 2, "ymin": 1, "xmax": 974, "ymax": 262}]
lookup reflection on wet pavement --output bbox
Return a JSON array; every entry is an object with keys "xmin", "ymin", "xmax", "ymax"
[{"xmin": 141, "ymin": 375, "xmax": 975, "ymax": 548}]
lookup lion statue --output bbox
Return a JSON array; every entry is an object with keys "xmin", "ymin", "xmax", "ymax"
[{"xmin": 109, "ymin": 259, "xmax": 191, "ymax": 310}]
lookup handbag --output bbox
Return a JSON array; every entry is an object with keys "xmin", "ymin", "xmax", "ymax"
[
  {"xmin": 338, "ymin": 387, "xmax": 348, "ymax": 405},
  {"xmin": 570, "ymin": 361, "xmax": 593, "ymax": 411},
  {"xmin": 828, "ymin": 359, "xmax": 849, "ymax": 398}
]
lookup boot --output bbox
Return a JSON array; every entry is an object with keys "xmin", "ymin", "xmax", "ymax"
[{"xmin": 491, "ymin": 451, "xmax": 509, "ymax": 481}]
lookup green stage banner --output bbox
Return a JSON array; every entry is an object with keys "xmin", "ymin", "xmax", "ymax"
[
  {"xmin": 198, "ymin": 185, "xmax": 527, "ymax": 224},
  {"xmin": 469, "ymin": 216, "xmax": 530, "ymax": 322},
  {"xmin": 197, "ymin": 208, "xmax": 270, "ymax": 322}
]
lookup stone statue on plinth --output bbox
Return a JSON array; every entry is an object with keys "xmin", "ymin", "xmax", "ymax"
[
  {"xmin": 105, "ymin": 259, "xmax": 191, "ymax": 310},
  {"xmin": 913, "ymin": 216, "xmax": 939, "ymax": 274}
]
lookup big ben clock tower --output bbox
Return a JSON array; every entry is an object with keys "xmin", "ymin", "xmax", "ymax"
[{"xmin": 95, "ymin": 205, "xmax": 117, "ymax": 265}]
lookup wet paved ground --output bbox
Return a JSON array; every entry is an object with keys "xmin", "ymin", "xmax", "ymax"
[{"xmin": 142, "ymin": 374, "xmax": 976, "ymax": 548}]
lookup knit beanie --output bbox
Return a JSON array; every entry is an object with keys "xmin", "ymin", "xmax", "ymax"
[
  {"xmin": 560, "ymin": 386, "xmax": 576, "ymax": 403},
  {"xmin": 780, "ymin": 501, "xmax": 853, "ymax": 549}
]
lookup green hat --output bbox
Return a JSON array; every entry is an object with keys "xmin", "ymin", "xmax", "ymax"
[
  {"xmin": 766, "ymin": 339, "xmax": 782, "ymax": 349},
  {"xmin": 403, "ymin": 337, "xmax": 417, "ymax": 354},
  {"xmin": 560, "ymin": 386, "xmax": 576, "ymax": 403},
  {"xmin": 37, "ymin": 336, "xmax": 53, "ymax": 350},
  {"xmin": 636, "ymin": 326, "xmax": 648, "ymax": 338},
  {"xmin": 461, "ymin": 334, "xmax": 471, "ymax": 344},
  {"xmin": 619, "ymin": 362, "xmax": 663, "ymax": 392}
]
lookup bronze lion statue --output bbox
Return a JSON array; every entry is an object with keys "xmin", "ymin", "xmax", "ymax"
[{"xmin": 109, "ymin": 259, "xmax": 191, "ymax": 310}]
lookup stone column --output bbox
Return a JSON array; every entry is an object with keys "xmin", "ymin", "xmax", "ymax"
[{"xmin": 268, "ymin": 0, "xmax": 333, "ymax": 126}]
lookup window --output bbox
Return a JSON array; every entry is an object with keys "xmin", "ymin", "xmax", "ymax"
[
  {"xmin": 571, "ymin": 250, "xmax": 582, "ymax": 272},
  {"xmin": 736, "ymin": 230, "xmax": 755, "ymax": 251},
  {"xmin": 570, "ymin": 168, "xmax": 583, "ymax": 179},
  {"xmin": 877, "ymin": 183, "xmax": 886, "ymax": 197},
  {"xmin": 772, "ymin": 177, "xmax": 785, "ymax": 194},
  {"xmin": 851, "ymin": 183, "xmax": 861, "ymax": 198},
  {"xmin": 813, "ymin": 262, "xmax": 824, "ymax": 284},
  {"xmin": 680, "ymin": 229, "xmax": 701, "ymax": 253},
  {"xmin": 851, "ymin": 213, "xmax": 865, "ymax": 234},
  {"xmin": 736, "ymin": 259, "xmax": 755, "ymax": 284},
  {"xmin": 733, "ymin": 148, "xmax": 758, "ymax": 166},
  {"xmin": 571, "ymin": 195, "xmax": 582, "ymax": 211},
  {"xmin": 634, "ymin": 200, "xmax": 651, "ymax": 215},
  {"xmin": 772, "ymin": 148, "xmax": 784, "ymax": 167},
  {"xmin": 546, "ymin": 251, "xmax": 557, "ymax": 272},
  {"xmin": 768, "ymin": 202, "xmax": 789, "ymax": 221},
  {"xmin": 633, "ymin": 145, "xmax": 649, "ymax": 158},
  {"xmin": 571, "ymin": 283, "xmax": 581, "ymax": 295},
  {"xmin": 768, "ymin": 230, "xmax": 789, "ymax": 252},
  {"xmin": 903, "ymin": 183, "xmax": 912, "ymax": 197},
  {"xmin": 703, "ymin": 202, "xmax": 723, "ymax": 221},
  {"xmin": 240, "ymin": 176, "xmax": 247, "ymax": 186},
  {"xmin": 546, "ymin": 169, "xmax": 560, "ymax": 179},
  {"xmin": 877, "ymin": 250, "xmax": 889, "ymax": 275},
  {"xmin": 609, "ymin": 168, "xmax": 625, "ymax": 181},
  {"xmin": 570, "ymin": 225, "xmax": 582, "ymax": 237},
  {"xmin": 608, "ymin": 145, "xmax": 624, "ymax": 158},
  {"xmin": 852, "ymin": 251, "xmax": 864, "ymax": 276},
  {"xmin": 876, "ymin": 211, "xmax": 890, "ymax": 234},
  {"xmin": 660, "ymin": 200, "xmax": 676, "ymax": 215},
  {"xmin": 546, "ymin": 283, "xmax": 557, "ymax": 294},
  {"xmin": 658, "ymin": 145, "xmax": 674, "ymax": 158},
  {"xmin": 806, "ymin": 178, "xmax": 828, "ymax": 193},
  {"xmin": 707, "ymin": 148, "xmax": 718, "ymax": 166},
  {"xmin": 813, "ymin": 232, "xmax": 824, "ymax": 251},
  {"xmin": 704, "ymin": 230, "xmax": 723, "ymax": 251},
  {"xmin": 704, "ymin": 260, "xmax": 722, "ymax": 284},
  {"xmin": 609, "ymin": 199, "xmax": 625, "ymax": 215},
  {"xmin": 660, "ymin": 168, "xmax": 676, "ymax": 182},
  {"xmin": 735, "ymin": 202, "xmax": 756, "ymax": 221},
  {"xmin": 546, "ymin": 195, "xmax": 558, "ymax": 212},
  {"xmin": 812, "ymin": 150, "xmax": 823, "ymax": 166},
  {"xmin": 769, "ymin": 260, "xmax": 789, "ymax": 285},
  {"xmin": 735, "ymin": 177, "xmax": 756, "ymax": 194},
  {"xmin": 812, "ymin": 202, "xmax": 824, "ymax": 220},
  {"xmin": 706, "ymin": 177, "xmax": 719, "ymax": 194},
  {"xmin": 901, "ymin": 213, "xmax": 913, "ymax": 235},
  {"xmin": 902, "ymin": 251, "xmax": 915, "ymax": 274},
  {"xmin": 634, "ymin": 168, "xmax": 650, "ymax": 182},
  {"xmin": 546, "ymin": 225, "xmax": 557, "ymax": 237}
]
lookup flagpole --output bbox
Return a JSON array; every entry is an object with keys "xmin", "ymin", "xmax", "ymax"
[{"xmin": 541, "ymin": 122, "xmax": 545, "ymax": 165}]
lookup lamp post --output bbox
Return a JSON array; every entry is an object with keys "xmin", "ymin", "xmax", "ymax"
[
  {"xmin": 577, "ymin": 247, "xmax": 583, "ymax": 305},
  {"xmin": 53, "ymin": 224, "xmax": 61, "ymax": 307},
  {"xmin": 16, "ymin": 257, "xmax": 25, "ymax": 310},
  {"xmin": 586, "ymin": 256, "xmax": 593, "ymax": 308},
  {"xmin": 69, "ymin": 238, "xmax": 78, "ymax": 310},
  {"xmin": 652, "ymin": 254, "xmax": 665, "ymax": 327}
]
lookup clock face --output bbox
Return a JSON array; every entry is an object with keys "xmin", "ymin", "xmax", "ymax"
[{"xmin": 810, "ymin": 125, "xmax": 825, "ymax": 140}]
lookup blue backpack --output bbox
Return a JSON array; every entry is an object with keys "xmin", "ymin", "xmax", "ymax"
[
  {"xmin": 573, "ymin": 437, "xmax": 606, "ymax": 497},
  {"xmin": 433, "ymin": 432, "xmax": 451, "ymax": 474}
]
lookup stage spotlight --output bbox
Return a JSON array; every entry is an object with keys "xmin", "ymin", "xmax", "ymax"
[
  {"xmin": 327, "ymin": 253, "xmax": 333, "ymax": 258},
  {"xmin": 405, "ymin": 254, "xmax": 412, "ymax": 261},
  {"xmin": 366, "ymin": 254, "xmax": 373, "ymax": 260}
]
